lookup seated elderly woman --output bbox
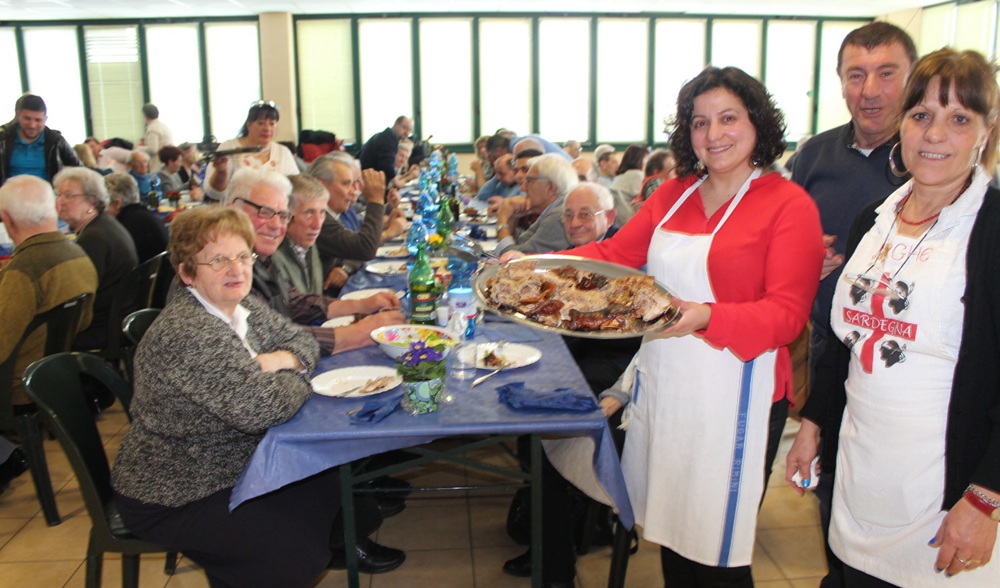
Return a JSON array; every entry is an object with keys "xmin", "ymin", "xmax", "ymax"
[
  {"xmin": 53, "ymin": 167, "xmax": 139, "ymax": 351},
  {"xmin": 111, "ymin": 206, "xmax": 398, "ymax": 587},
  {"xmin": 155, "ymin": 145, "xmax": 186, "ymax": 195}
]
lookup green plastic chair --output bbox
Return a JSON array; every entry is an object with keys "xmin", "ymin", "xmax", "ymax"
[
  {"xmin": 92, "ymin": 252, "xmax": 167, "ymax": 362},
  {"xmin": 121, "ymin": 308, "xmax": 162, "ymax": 395},
  {"xmin": 22, "ymin": 352, "xmax": 175, "ymax": 588},
  {"xmin": 0, "ymin": 292, "xmax": 92, "ymax": 526}
]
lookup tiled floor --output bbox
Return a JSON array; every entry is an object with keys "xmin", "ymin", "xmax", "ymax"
[{"xmin": 0, "ymin": 408, "xmax": 828, "ymax": 587}]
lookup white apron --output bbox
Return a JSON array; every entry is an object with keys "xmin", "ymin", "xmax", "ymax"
[
  {"xmin": 830, "ymin": 171, "xmax": 1000, "ymax": 586},
  {"xmin": 622, "ymin": 169, "xmax": 778, "ymax": 567}
]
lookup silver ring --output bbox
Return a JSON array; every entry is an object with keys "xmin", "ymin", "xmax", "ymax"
[{"xmin": 956, "ymin": 557, "xmax": 967, "ymax": 564}]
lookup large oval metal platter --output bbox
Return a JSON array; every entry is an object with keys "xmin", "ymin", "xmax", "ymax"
[{"xmin": 473, "ymin": 254, "xmax": 681, "ymax": 339}]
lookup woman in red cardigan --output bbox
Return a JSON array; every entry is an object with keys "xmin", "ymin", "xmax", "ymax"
[{"xmin": 570, "ymin": 67, "xmax": 824, "ymax": 586}]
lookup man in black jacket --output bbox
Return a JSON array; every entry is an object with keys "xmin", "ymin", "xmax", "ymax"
[
  {"xmin": 358, "ymin": 115, "xmax": 412, "ymax": 185},
  {"xmin": 0, "ymin": 94, "xmax": 79, "ymax": 185}
]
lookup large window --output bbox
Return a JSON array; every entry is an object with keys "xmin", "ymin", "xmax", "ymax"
[
  {"xmin": 0, "ymin": 29, "xmax": 22, "ymax": 118},
  {"xmin": 539, "ymin": 18, "xmax": 590, "ymax": 142},
  {"xmin": 765, "ymin": 20, "xmax": 816, "ymax": 142},
  {"xmin": 653, "ymin": 19, "xmax": 706, "ymax": 140},
  {"xmin": 22, "ymin": 27, "xmax": 86, "ymax": 144},
  {"xmin": 920, "ymin": 3, "xmax": 956, "ymax": 55},
  {"xmin": 146, "ymin": 24, "xmax": 204, "ymax": 145},
  {"xmin": 815, "ymin": 21, "xmax": 866, "ymax": 135},
  {"xmin": 595, "ymin": 19, "xmax": 647, "ymax": 143},
  {"xmin": 711, "ymin": 20, "xmax": 762, "ymax": 78},
  {"xmin": 205, "ymin": 22, "xmax": 261, "ymax": 140},
  {"xmin": 296, "ymin": 19, "xmax": 355, "ymax": 142},
  {"xmin": 83, "ymin": 26, "xmax": 144, "ymax": 143},
  {"xmin": 955, "ymin": 1, "xmax": 996, "ymax": 54},
  {"xmin": 479, "ymin": 19, "xmax": 532, "ymax": 138},
  {"xmin": 419, "ymin": 19, "xmax": 473, "ymax": 144},
  {"xmin": 358, "ymin": 19, "xmax": 412, "ymax": 143}
]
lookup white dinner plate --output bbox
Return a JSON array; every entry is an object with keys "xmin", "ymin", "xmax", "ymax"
[
  {"xmin": 476, "ymin": 343, "xmax": 542, "ymax": 370},
  {"xmin": 376, "ymin": 245, "xmax": 410, "ymax": 259},
  {"xmin": 475, "ymin": 239, "xmax": 499, "ymax": 252},
  {"xmin": 321, "ymin": 315, "xmax": 356, "ymax": 328},
  {"xmin": 311, "ymin": 366, "xmax": 402, "ymax": 397},
  {"xmin": 366, "ymin": 261, "xmax": 408, "ymax": 275},
  {"xmin": 340, "ymin": 288, "xmax": 401, "ymax": 301}
]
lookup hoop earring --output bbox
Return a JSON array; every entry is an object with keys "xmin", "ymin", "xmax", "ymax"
[
  {"xmin": 889, "ymin": 142, "xmax": 908, "ymax": 178},
  {"xmin": 974, "ymin": 144, "xmax": 986, "ymax": 169}
]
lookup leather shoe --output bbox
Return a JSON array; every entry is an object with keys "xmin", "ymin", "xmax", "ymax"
[
  {"xmin": 375, "ymin": 494, "xmax": 406, "ymax": 518},
  {"xmin": 503, "ymin": 551, "xmax": 573, "ymax": 586},
  {"xmin": 0, "ymin": 448, "xmax": 28, "ymax": 493},
  {"xmin": 502, "ymin": 550, "xmax": 532, "ymax": 578},
  {"xmin": 329, "ymin": 537, "xmax": 405, "ymax": 574}
]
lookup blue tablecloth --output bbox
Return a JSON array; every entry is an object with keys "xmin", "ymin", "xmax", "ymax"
[{"xmin": 229, "ymin": 321, "xmax": 634, "ymax": 529}]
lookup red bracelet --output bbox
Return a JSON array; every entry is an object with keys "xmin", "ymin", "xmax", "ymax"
[{"xmin": 963, "ymin": 485, "xmax": 1000, "ymax": 522}]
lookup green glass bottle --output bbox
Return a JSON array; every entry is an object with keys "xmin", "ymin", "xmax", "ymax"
[
  {"xmin": 437, "ymin": 191, "xmax": 455, "ymax": 241},
  {"xmin": 409, "ymin": 241, "xmax": 439, "ymax": 325}
]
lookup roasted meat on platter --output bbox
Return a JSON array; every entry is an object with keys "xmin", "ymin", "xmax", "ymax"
[{"xmin": 485, "ymin": 261, "xmax": 677, "ymax": 332}]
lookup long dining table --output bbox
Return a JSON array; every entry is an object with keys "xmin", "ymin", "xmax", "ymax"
[{"xmin": 230, "ymin": 244, "xmax": 635, "ymax": 588}]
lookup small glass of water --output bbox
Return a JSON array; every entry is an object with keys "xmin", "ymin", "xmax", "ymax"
[{"xmin": 451, "ymin": 342, "xmax": 478, "ymax": 381}]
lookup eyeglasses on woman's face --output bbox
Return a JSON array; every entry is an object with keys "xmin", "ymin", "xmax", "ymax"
[{"xmin": 197, "ymin": 251, "xmax": 258, "ymax": 272}]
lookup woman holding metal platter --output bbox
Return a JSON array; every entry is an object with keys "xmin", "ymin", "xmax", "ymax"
[{"xmin": 567, "ymin": 66, "xmax": 824, "ymax": 585}]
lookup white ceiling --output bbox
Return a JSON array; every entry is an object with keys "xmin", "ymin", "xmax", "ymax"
[{"xmin": 0, "ymin": 0, "xmax": 941, "ymax": 22}]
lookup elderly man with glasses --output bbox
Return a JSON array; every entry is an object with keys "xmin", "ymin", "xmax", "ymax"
[
  {"xmin": 494, "ymin": 153, "xmax": 578, "ymax": 255},
  {"xmin": 225, "ymin": 168, "xmax": 402, "ymax": 356}
]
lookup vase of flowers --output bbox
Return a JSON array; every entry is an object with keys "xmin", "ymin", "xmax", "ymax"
[{"xmin": 396, "ymin": 341, "xmax": 447, "ymax": 414}]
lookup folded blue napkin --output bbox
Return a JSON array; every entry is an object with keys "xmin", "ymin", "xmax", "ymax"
[
  {"xmin": 349, "ymin": 394, "xmax": 403, "ymax": 424},
  {"xmin": 497, "ymin": 382, "xmax": 598, "ymax": 412},
  {"xmin": 469, "ymin": 225, "xmax": 488, "ymax": 240}
]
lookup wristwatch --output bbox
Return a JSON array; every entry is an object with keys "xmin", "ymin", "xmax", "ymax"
[{"xmin": 964, "ymin": 485, "xmax": 1000, "ymax": 522}]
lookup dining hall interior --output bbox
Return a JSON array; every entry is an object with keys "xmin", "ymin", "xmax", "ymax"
[{"xmin": 1, "ymin": 0, "xmax": 998, "ymax": 587}]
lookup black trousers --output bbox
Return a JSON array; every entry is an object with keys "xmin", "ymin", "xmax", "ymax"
[
  {"xmin": 661, "ymin": 546, "xmax": 754, "ymax": 587},
  {"xmin": 843, "ymin": 564, "xmax": 900, "ymax": 588},
  {"xmin": 116, "ymin": 468, "xmax": 380, "ymax": 588}
]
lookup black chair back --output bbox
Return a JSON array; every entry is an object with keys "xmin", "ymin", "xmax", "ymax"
[
  {"xmin": 120, "ymin": 308, "xmax": 162, "ymax": 411},
  {"xmin": 0, "ymin": 292, "xmax": 92, "ymax": 525},
  {"xmin": 0, "ymin": 292, "xmax": 92, "ymax": 427},
  {"xmin": 23, "ymin": 353, "xmax": 115, "ymax": 518},
  {"xmin": 22, "ymin": 352, "xmax": 171, "ymax": 587},
  {"xmin": 99, "ymin": 252, "xmax": 167, "ymax": 361}
]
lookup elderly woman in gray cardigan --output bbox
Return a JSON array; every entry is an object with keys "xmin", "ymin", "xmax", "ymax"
[{"xmin": 111, "ymin": 206, "xmax": 336, "ymax": 587}]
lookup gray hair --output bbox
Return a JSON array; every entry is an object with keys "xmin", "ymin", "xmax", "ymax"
[
  {"xmin": 513, "ymin": 137, "xmax": 544, "ymax": 156},
  {"xmin": 398, "ymin": 139, "xmax": 414, "ymax": 153},
  {"xmin": 127, "ymin": 150, "xmax": 148, "ymax": 164},
  {"xmin": 53, "ymin": 167, "xmax": 110, "ymax": 213},
  {"xmin": 330, "ymin": 151, "xmax": 360, "ymax": 173},
  {"xmin": 307, "ymin": 153, "xmax": 353, "ymax": 184},
  {"xmin": 570, "ymin": 182, "xmax": 614, "ymax": 211},
  {"xmin": 531, "ymin": 153, "xmax": 578, "ymax": 198},
  {"xmin": 0, "ymin": 175, "xmax": 57, "ymax": 224},
  {"xmin": 104, "ymin": 172, "xmax": 140, "ymax": 206},
  {"xmin": 288, "ymin": 174, "xmax": 329, "ymax": 210},
  {"xmin": 225, "ymin": 168, "xmax": 293, "ymax": 206}
]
